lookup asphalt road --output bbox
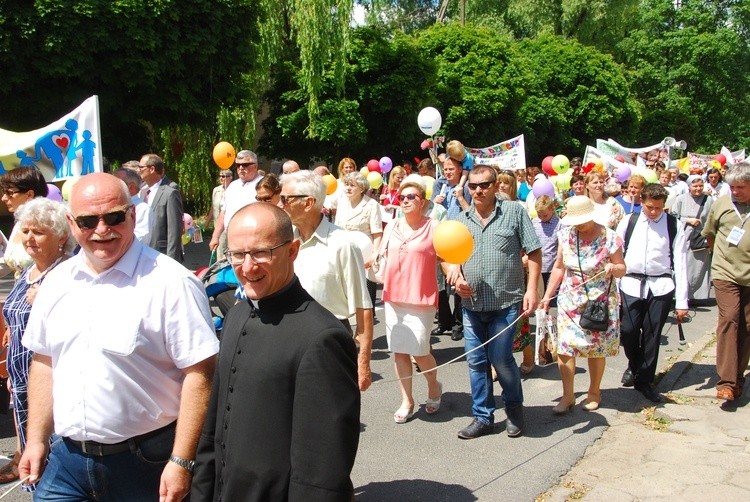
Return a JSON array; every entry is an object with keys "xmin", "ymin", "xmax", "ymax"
[{"xmin": 0, "ymin": 241, "xmax": 720, "ymax": 501}]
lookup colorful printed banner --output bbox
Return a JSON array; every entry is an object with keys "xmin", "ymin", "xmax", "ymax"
[
  {"xmin": 467, "ymin": 134, "xmax": 526, "ymax": 171},
  {"xmin": 0, "ymin": 96, "xmax": 102, "ymax": 181}
]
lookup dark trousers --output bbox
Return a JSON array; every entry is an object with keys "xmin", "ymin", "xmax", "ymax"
[
  {"xmin": 620, "ymin": 290, "xmax": 672, "ymax": 386},
  {"xmin": 437, "ymin": 286, "xmax": 463, "ymax": 332},
  {"xmin": 714, "ymin": 279, "xmax": 750, "ymax": 393},
  {"xmin": 541, "ymin": 272, "xmax": 557, "ymax": 308},
  {"xmin": 366, "ymin": 278, "xmax": 377, "ymax": 313}
]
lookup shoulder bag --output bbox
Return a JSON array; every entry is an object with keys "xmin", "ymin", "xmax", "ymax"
[
  {"xmin": 370, "ymin": 220, "xmax": 397, "ymax": 284},
  {"xmin": 577, "ymin": 232, "xmax": 612, "ymax": 332},
  {"xmin": 687, "ymin": 195, "xmax": 708, "ymax": 250}
]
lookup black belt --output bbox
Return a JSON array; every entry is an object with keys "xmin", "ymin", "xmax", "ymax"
[
  {"xmin": 626, "ymin": 272, "xmax": 672, "ymax": 280},
  {"xmin": 64, "ymin": 421, "xmax": 176, "ymax": 457}
]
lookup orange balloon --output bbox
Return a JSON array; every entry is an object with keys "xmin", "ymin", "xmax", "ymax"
[
  {"xmin": 213, "ymin": 141, "xmax": 236, "ymax": 169},
  {"xmin": 433, "ymin": 221, "xmax": 474, "ymax": 264},
  {"xmin": 323, "ymin": 174, "xmax": 337, "ymax": 195}
]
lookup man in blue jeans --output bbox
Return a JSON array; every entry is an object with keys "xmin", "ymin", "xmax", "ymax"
[{"xmin": 447, "ymin": 166, "xmax": 542, "ymax": 438}]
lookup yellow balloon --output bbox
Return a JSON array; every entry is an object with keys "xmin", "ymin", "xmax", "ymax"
[
  {"xmin": 322, "ymin": 174, "xmax": 337, "ymax": 195},
  {"xmin": 528, "ymin": 207, "xmax": 538, "ymax": 219},
  {"xmin": 182, "ymin": 233, "xmax": 192, "ymax": 246},
  {"xmin": 433, "ymin": 220, "xmax": 474, "ymax": 264},
  {"xmin": 367, "ymin": 171, "xmax": 383, "ymax": 190},
  {"xmin": 422, "ymin": 176, "xmax": 435, "ymax": 199},
  {"xmin": 61, "ymin": 177, "xmax": 79, "ymax": 201},
  {"xmin": 642, "ymin": 168, "xmax": 658, "ymax": 184},
  {"xmin": 360, "ymin": 167, "xmax": 370, "ymax": 177},
  {"xmin": 213, "ymin": 141, "xmax": 236, "ymax": 169}
]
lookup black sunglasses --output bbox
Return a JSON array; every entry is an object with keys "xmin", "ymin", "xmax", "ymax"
[
  {"xmin": 468, "ymin": 181, "xmax": 494, "ymax": 190},
  {"xmin": 73, "ymin": 206, "xmax": 132, "ymax": 230},
  {"xmin": 398, "ymin": 193, "xmax": 422, "ymax": 202}
]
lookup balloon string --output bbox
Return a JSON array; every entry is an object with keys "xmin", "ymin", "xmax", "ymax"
[
  {"xmin": 373, "ymin": 270, "xmax": 606, "ymax": 384},
  {"xmin": 0, "ymin": 475, "xmax": 32, "ymax": 499}
]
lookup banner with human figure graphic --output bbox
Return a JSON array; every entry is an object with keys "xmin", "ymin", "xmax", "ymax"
[
  {"xmin": 0, "ymin": 95, "xmax": 102, "ymax": 181},
  {"xmin": 466, "ymin": 134, "xmax": 526, "ymax": 171}
]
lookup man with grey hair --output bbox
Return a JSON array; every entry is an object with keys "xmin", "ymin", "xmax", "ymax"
[
  {"xmin": 209, "ymin": 150, "xmax": 264, "ymax": 252},
  {"xmin": 702, "ymin": 162, "xmax": 750, "ymax": 402},
  {"xmin": 282, "ymin": 160, "xmax": 301, "ymax": 175},
  {"xmin": 114, "ymin": 167, "xmax": 154, "ymax": 244},
  {"xmin": 279, "ymin": 170, "xmax": 374, "ymax": 391}
]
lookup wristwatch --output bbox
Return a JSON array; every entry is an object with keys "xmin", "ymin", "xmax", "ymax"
[{"xmin": 169, "ymin": 454, "xmax": 195, "ymax": 474}]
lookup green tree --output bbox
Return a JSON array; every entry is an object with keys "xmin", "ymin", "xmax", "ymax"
[{"xmin": 615, "ymin": 0, "xmax": 750, "ymax": 151}]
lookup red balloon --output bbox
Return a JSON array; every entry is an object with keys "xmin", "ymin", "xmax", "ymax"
[
  {"xmin": 714, "ymin": 154, "xmax": 727, "ymax": 166},
  {"xmin": 541, "ymin": 156, "xmax": 555, "ymax": 176},
  {"xmin": 367, "ymin": 159, "xmax": 381, "ymax": 173},
  {"xmin": 614, "ymin": 154, "xmax": 626, "ymax": 163},
  {"xmin": 583, "ymin": 163, "xmax": 595, "ymax": 174}
]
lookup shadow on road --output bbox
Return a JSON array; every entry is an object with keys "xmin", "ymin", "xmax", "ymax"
[{"xmin": 355, "ymin": 479, "xmax": 477, "ymax": 501}]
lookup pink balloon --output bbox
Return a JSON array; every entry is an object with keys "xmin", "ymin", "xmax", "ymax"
[
  {"xmin": 532, "ymin": 178, "xmax": 555, "ymax": 198},
  {"xmin": 616, "ymin": 165, "xmax": 631, "ymax": 183}
]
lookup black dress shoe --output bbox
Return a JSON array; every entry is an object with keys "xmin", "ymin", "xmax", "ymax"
[
  {"xmin": 430, "ymin": 326, "xmax": 449, "ymax": 336},
  {"xmin": 635, "ymin": 384, "xmax": 662, "ymax": 403},
  {"xmin": 457, "ymin": 419, "xmax": 493, "ymax": 439},
  {"xmin": 451, "ymin": 329, "xmax": 464, "ymax": 341},
  {"xmin": 621, "ymin": 368, "xmax": 634, "ymax": 388},
  {"xmin": 505, "ymin": 406, "xmax": 524, "ymax": 437}
]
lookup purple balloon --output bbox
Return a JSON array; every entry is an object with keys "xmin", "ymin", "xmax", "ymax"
[
  {"xmin": 379, "ymin": 156, "xmax": 393, "ymax": 174},
  {"xmin": 532, "ymin": 178, "xmax": 555, "ymax": 198},
  {"xmin": 615, "ymin": 165, "xmax": 632, "ymax": 183},
  {"xmin": 47, "ymin": 184, "xmax": 63, "ymax": 202}
]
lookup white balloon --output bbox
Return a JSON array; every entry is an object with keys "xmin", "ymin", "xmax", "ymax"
[
  {"xmin": 417, "ymin": 107, "xmax": 442, "ymax": 136},
  {"xmin": 348, "ymin": 231, "xmax": 373, "ymax": 262}
]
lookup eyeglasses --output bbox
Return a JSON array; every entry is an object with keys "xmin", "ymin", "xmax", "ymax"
[
  {"xmin": 219, "ymin": 175, "xmax": 230, "ymax": 178},
  {"xmin": 236, "ymin": 162, "xmax": 257, "ymax": 168},
  {"xmin": 137, "ymin": 165, "xmax": 152, "ymax": 171},
  {"xmin": 225, "ymin": 240, "xmax": 291, "ymax": 265},
  {"xmin": 398, "ymin": 193, "xmax": 422, "ymax": 202},
  {"xmin": 1, "ymin": 189, "xmax": 22, "ymax": 197},
  {"xmin": 279, "ymin": 194, "xmax": 310, "ymax": 206},
  {"xmin": 468, "ymin": 181, "xmax": 494, "ymax": 191},
  {"xmin": 73, "ymin": 206, "xmax": 132, "ymax": 230}
]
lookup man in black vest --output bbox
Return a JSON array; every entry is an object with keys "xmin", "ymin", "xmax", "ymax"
[
  {"xmin": 617, "ymin": 183, "xmax": 689, "ymax": 402},
  {"xmin": 192, "ymin": 203, "xmax": 360, "ymax": 502}
]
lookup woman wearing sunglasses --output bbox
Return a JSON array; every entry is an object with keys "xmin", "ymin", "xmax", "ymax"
[
  {"xmin": 377, "ymin": 176, "xmax": 446, "ymax": 423},
  {"xmin": 2, "ymin": 198, "xmax": 76, "ymax": 491}
]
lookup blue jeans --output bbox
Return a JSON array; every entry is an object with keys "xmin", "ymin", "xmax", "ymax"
[
  {"xmin": 463, "ymin": 305, "xmax": 524, "ymax": 425},
  {"xmin": 34, "ymin": 428, "xmax": 175, "ymax": 501}
]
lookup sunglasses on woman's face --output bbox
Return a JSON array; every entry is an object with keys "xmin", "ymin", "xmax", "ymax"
[
  {"xmin": 73, "ymin": 207, "xmax": 131, "ymax": 230},
  {"xmin": 398, "ymin": 193, "xmax": 422, "ymax": 202}
]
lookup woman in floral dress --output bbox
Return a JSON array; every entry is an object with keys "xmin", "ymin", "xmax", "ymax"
[{"xmin": 541, "ymin": 196, "xmax": 626, "ymax": 414}]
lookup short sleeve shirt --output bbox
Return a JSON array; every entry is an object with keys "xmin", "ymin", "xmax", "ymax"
[
  {"xmin": 702, "ymin": 194, "xmax": 750, "ymax": 285},
  {"xmin": 457, "ymin": 200, "xmax": 542, "ymax": 312}
]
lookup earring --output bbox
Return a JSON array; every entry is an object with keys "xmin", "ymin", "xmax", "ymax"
[{"xmin": 58, "ymin": 244, "xmax": 63, "ymax": 252}]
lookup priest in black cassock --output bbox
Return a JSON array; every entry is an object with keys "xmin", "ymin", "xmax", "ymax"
[{"xmin": 192, "ymin": 203, "xmax": 360, "ymax": 502}]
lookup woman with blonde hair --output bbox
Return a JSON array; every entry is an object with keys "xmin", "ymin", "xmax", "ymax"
[
  {"xmin": 585, "ymin": 171, "xmax": 624, "ymax": 230},
  {"xmin": 380, "ymin": 166, "xmax": 406, "ymax": 213},
  {"xmin": 378, "ymin": 176, "xmax": 444, "ymax": 423},
  {"xmin": 616, "ymin": 174, "xmax": 647, "ymax": 215}
]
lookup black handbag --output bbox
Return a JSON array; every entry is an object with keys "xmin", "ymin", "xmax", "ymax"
[
  {"xmin": 687, "ymin": 195, "xmax": 708, "ymax": 250},
  {"xmin": 577, "ymin": 232, "xmax": 611, "ymax": 332}
]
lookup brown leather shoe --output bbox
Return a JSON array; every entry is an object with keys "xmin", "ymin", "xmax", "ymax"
[{"xmin": 717, "ymin": 387, "xmax": 735, "ymax": 401}]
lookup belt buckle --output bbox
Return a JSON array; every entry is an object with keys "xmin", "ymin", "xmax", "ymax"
[{"xmin": 81, "ymin": 441, "xmax": 104, "ymax": 456}]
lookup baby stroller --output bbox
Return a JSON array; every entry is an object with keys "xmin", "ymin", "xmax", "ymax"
[{"xmin": 196, "ymin": 257, "xmax": 240, "ymax": 337}]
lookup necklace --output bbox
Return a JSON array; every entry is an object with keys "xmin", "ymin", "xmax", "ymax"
[{"xmin": 28, "ymin": 255, "xmax": 65, "ymax": 285}]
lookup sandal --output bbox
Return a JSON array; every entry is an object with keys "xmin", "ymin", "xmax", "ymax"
[
  {"xmin": 393, "ymin": 404, "xmax": 415, "ymax": 424},
  {"xmin": 0, "ymin": 452, "xmax": 19, "ymax": 484},
  {"xmin": 425, "ymin": 382, "xmax": 443, "ymax": 414}
]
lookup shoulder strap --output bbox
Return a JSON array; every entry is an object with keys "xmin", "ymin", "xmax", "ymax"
[
  {"xmin": 622, "ymin": 214, "xmax": 639, "ymax": 257},
  {"xmin": 666, "ymin": 213, "xmax": 677, "ymax": 270},
  {"xmin": 694, "ymin": 194, "xmax": 707, "ymax": 218},
  {"xmin": 379, "ymin": 220, "xmax": 397, "ymax": 256}
]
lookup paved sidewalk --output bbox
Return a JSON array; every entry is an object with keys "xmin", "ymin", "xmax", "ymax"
[{"xmin": 542, "ymin": 330, "xmax": 750, "ymax": 501}]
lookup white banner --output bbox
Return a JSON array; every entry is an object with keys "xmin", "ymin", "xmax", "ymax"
[
  {"xmin": 466, "ymin": 134, "xmax": 526, "ymax": 171},
  {"xmin": 0, "ymin": 95, "xmax": 103, "ymax": 181}
]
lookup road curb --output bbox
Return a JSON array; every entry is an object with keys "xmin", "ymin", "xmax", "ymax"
[{"xmin": 657, "ymin": 330, "xmax": 716, "ymax": 394}]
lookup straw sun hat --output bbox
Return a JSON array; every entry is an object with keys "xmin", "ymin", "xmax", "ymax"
[{"xmin": 560, "ymin": 196, "xmax": 596, "ymax": 226}]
